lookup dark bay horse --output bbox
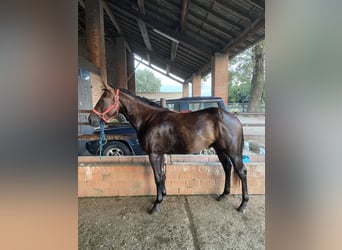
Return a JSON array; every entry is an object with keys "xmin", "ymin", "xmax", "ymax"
[{"xmin": 88, "ymin": 88, "xmax": 249, "ymax": 214}]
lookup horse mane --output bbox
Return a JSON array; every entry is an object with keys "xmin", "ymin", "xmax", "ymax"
[{"xmin": 119, "ymin": 88, "xmax": 166, "ymax": 109}]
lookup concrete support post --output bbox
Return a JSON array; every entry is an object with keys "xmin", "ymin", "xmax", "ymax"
[
  {"xmin": 115, "ymin": 37, "xmax": 127, "ymax": 89},
  {"xmin": 192, "ymin": 73, "xmax": 201, "ymax": 97},
  {"xmin": 182, "ymin": 82, "xmax": 189, "ymax": 97},
  {"xmin": 127, "ymin": 51, "xmax": 136, "ymax": 93},
  {"xmin": 211, "ymin": 52, "xmax": 228, "ymax": 105},
  {"xmin": 85, "ymin": 0, "xmax": 107, "ymax": 85},
  {"xmin": 105, "ymin": 39, "xmax": 116, "ymax": 87}
]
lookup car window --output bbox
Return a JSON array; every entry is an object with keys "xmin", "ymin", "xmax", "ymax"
[
  {"xmin": 166, "ymin": 103, "xmax": 180, "ymax": 112},
  {"xmin": 189, "ymin": 102, "xmax": 219, "ymax": 111}
]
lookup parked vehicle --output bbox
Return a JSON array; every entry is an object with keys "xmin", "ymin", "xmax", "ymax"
[
  {"xmin": 157, "ymin": 96, "xmax": 227, "ymax": 113},
  {"xmin": 85, "ymin": 96, "xmax": 227, "ymax": 156},
  {"xmin": 85, "ymin": 124, "xmax": 145, "ymax": 156}
]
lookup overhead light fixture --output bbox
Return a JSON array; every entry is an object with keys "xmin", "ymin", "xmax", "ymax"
[{"xmin": 153, "ymin": 28, "xmax": 180, "ymax": 44}]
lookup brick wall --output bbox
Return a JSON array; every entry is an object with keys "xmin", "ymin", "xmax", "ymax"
[
  {"xmin": 78, "ymin": 155, "xmax": 264, "ymax": 197},
  {"xmin": 211, "ymin": 53, "xmax": 228, "ymax": 105}
]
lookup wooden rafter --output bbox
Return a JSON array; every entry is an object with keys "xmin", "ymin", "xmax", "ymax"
[
  {"xmin": 222, "ymin": 16, "xmax": 264, "ymax": 52},
  {"xmin": 136, "ymin": 0, "xmax": 153, "ymax": 52},
  {"xmin": 102, "ymin": 1, "xmax": 131, "ymax": 53},
  {"xmin": 166, "ymin": 0, "xmax": 190, "ymax": 74},
  {"xmin": 248, "ymin": 0, "xmax": 265, "ymax": 9},
  {"xmin": 109, "ymin": 2, "xmax": 213, "ymax": 58},
  {"xmin": 192, "ymin": 0, "xmax": 243, "ymax": 31},
  {"xmin": 215, "ymin": 0, "xmax": 252, "ymax": 22},
  {"xmin": 140, "ymin": 60, "xmax": 184, "ymax": 84},
  {"xmin": 171, "ymin": 42, "xmax": 178, "ymax": 62},
  {"xmin": 137, "ymin": 0, "xmax": 145, "ymax": 14},
  {"xmin": 189, "ymin": 16, "xmax": 265, "ymax": 80},
  {"xmin": 131, "ymin": 43, "xmax": 190, "ymax": 78},
  {"xmin": 102, "ymin": 1, "xmax": 122, "ymax": 35},
  {"xmin": 180, "ymin": 0, "xmax": 190, "ymax": 33},
  {"xmin": 137, "ymin": 20, "xmax": 153, "ymax": 51}
]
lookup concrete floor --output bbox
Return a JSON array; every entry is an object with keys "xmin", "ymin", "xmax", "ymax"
[{"xmin": 79, "ymin": 194, "xmax": 265, "ymax": 250}]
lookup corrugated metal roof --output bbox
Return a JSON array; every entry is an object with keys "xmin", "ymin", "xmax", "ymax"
[{"xmin": 78, "ymin": 0, "xmax": 264, "ymax": 82}]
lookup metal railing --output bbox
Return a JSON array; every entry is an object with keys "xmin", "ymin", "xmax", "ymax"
[{"xmin": 227, "ymin": 103, "xmax": 265, "ymax": 113}]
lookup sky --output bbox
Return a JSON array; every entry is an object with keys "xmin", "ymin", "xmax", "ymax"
[{"xmin": 134, "ymin": 58, "xmax": 212, "ymax": 96}]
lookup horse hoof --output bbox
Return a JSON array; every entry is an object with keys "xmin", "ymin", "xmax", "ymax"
[
  {"xmin": 237, "ymin": 204, "xmax": 247, "ymax": 213},
  {"xmin": 217, "ymin": 193, "xmax": 228, "ymax": 201},
  {"xmin": 217, "ymin": 195, "xmax": 224, "ymax": 201},
  {"xmin": 149, "ymin": 204, "xmax": 160, "ymax": 215}
]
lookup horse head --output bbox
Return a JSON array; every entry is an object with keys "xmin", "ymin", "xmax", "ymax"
[{"xmin": 88, "ymin": 88, "xmax": 120, "ymax": 127}]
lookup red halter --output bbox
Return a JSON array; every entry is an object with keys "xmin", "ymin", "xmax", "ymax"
[{"xmin": 92, "ymin": 89, "xmax": 120, "ymax": 123}]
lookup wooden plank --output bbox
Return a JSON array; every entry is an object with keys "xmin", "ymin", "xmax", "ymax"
[{"xmin": 78, "ymin": 109, "xmax": 91, "ymax": 113}]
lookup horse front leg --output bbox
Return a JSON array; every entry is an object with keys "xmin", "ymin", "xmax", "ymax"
[{"xmin": 149, "ymin": 153, "xmax": 165, "ymax": 214}]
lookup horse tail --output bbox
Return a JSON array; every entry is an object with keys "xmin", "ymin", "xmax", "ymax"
[{"xmin": 241, "ymin": 126, "xmax": 245, "ymax": 156}]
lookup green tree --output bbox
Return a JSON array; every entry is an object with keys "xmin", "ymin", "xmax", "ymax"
[
  {"xmin": 247, "ymin": 41, "xmax": 265, "ymax": 112},
  {"xmin": 227, "ymin": 40, "xmax": 265, "ymax": 110},
  {"xmin": 135, "ymin": 68, "xmax": 161, "ymax": 92},
  {"xmin": 228, "ymin": 47, "xmax": 253, "ymax": 103}
]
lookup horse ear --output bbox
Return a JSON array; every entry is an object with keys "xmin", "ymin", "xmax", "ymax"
[{"xmin": 102, "ymin": 79, "xmax": 114, "ymax": 91}]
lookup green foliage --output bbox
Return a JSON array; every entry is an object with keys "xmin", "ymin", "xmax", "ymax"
[
  {"xmin": 228, "ymin": 83, "xmax": 250, "ymax": 103},
  {"xmin": 228, "ymin": 47, "xmax": 254, "ymax": 103},
  {"xmin": 135, "ymin": 68, "xmax": 161, "ymax": 92}
]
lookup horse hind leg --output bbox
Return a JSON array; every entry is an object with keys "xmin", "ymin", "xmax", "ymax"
[
  {"xmin": 149, "ymin": 153, "xmax": 166, "ymax": 214},
  {"xmin": 231, "ymin": 155, "xmax": 249, "ymax": 213},
  {"xmin": 216, "ymin": 150, "xmax": 233, "ymax": 201}
]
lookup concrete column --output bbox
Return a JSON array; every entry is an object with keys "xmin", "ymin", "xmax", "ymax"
[
  {"xmin": 105, "ymin": 39, "xmax": 116, "ymax": 87},
  {"xmin": 127, "ymin": 51, "xmax": 136, "ymax": 93},
  {"xmin": 211, "ymin": 52, "xmax": 228, "ymax": 105},
  {"xmin": 85, "ymin": 0, "xmax": 107, "ymax": 85},
  {"xmin": 182, "ymin": 82, "xmax": 189, "ymax": 97},
  {"xmin": 192, "ymin": 73, "xmax": 201, "ymax": 97},
  {"xmin": 115, "ymin": 37, "xmax": 127, "ymax": 89}
]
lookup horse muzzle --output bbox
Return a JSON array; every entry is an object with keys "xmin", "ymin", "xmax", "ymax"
[{"xmin": 88, "ymin": 112, "xmax": 101, "ymax": 127}]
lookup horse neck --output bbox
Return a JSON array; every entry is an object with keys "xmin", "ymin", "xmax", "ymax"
[{"xmin": 119, "ymin": 92, "xmax": 160, "ymax": 130}]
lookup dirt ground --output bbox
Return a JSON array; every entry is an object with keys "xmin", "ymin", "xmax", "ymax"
[{"xmin": 79, "ymin": 194, "xmax": 264, "ymax": 249}]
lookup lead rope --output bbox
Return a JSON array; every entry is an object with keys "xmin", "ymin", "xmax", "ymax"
[{"xmin": 99, "ymin": 121, "xmax": 107, "ymax": 159}]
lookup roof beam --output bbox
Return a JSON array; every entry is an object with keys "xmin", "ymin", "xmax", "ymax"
[
  {"xmin": 215, "ymin": 0, "xmax": 252, "ymax": 22},
  {"xmin": 192, "ymin": 0, "xmax": 244, "ymax": 31},
  {"xmin": 102, "ymin": 1, "xmax": 122, "ymax": 34},
  {"xmin": 108, "ymin": 2, "xmax": 213, "ymax": 58},
  {"xmin": 187, "ymin": 11, "xmax": 234, "ymax": 40},
  {"xmin": 139, "ymin": 60, "xmax": 184, "ymax": 84},
  {"xmin": 102, "ymin": 0, "xmax": 132, "ymax": 53},
  {"xmin": 166, "ymin": 0, "xmax": 189, "ymax": 76},
  {"xmin": 222, "ymin": 16, "xmax": 264, "ymax": 52},
  {"xmin": 136, "ymin": 0, "xmax": 153, "ymax": 52},
  {"xmin": 180, "ymin": 0, "xmax": 190, "ymax": 33},
  {"xmin": 248, "ymin": 0, "xmax": 265, "ymax": 10},
  {"xmin": 130, "ymin": 43, "xmax": 190, "ymax": 77},
  {"xmin": 171, "ymin": 42, "xmax": 178, "ymax": 62},
  {"xmin": 167, "ymin": 41, "xmax": 179, "ymax": 74},
  {"xmin": 189, "ymin": 16, "xmax": 265, "ymax": 80},
  {"xmin": 166, "ymin": 0, "xmax": 189, "ymax": 74},
  {"xmin": 137, "ymin": 0, "xmax": 145, "ymax": 14},
  {"xmin": 137, "ymin": 20, "xmax": 153, "ymax": 51}
]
